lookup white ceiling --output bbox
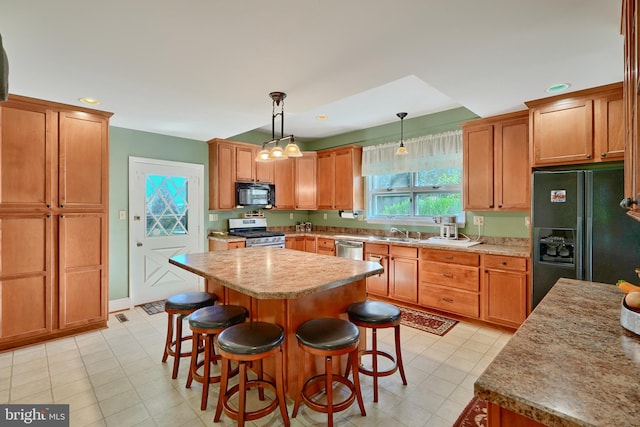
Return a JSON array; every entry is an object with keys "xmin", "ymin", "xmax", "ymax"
[{"xmin": 0, "ymin": 1, "xmax": 623, "ymax": 143}]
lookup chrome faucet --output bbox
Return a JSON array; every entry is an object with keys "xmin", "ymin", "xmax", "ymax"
[{"xmin": 390, "ymin": 227, "xmax": 409, "ymax": 239}]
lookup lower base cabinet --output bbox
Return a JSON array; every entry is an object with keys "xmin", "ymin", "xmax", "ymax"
[
  {"xmin": 482, "ymin": 255, "xmax": 529, "ymax": 328},
  {"xmin": 364, "ymin": 243, "xmax": 389, "ymax": 297},
  {"xmin": 389, "ymin": 246, "xmax": 418, "ymax": 303}
]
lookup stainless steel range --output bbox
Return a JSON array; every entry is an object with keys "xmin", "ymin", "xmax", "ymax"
[{"xmin": 228, "ymin": 218, "xmax": 285, "ymax": 248}]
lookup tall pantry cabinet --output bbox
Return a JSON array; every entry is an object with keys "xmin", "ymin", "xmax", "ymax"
[{"xmin": 0, "ymin": 95, "xmax": 111, "ymax": 351}]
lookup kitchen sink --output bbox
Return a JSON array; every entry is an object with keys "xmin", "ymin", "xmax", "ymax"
[{"xmin": 419, "ymin": 237, "xmax": 483, "ymax": 247}]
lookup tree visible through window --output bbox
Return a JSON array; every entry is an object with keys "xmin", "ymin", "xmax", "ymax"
[{"xmin": 368, "ymin": 168, "xmax": 462, "ymax": 219}]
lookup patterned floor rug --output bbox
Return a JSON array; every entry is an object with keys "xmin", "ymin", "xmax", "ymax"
[
  {"xmin": 453, "ymin": 397, "xmax": 487, "ymax": 427},
  {"xmin": 399, "ymin": 307, "xmax": 458, "ymax": 336},
  {"xmin": 139, "ymin": 299, "xmax": 166, "ymax": 315}
]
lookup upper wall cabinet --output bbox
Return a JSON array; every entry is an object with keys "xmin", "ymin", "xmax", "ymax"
[
  {"xmin": 316, "ymin": 145, "xmax": 363, "ymax": 211},
  {"xmin": 525, "ymin": 82, "xmax": 623, "ymax": 167},
  {"xmin": 621, "ymin": 0, "xmax": 640, "ymax": 220},
  {"xmin": 463, "ymin": 111, "xmax": 530, "ymax": 211},
  {"xmin": 208, "ymin": 138, "xmax": 317, "ymax": 210}
]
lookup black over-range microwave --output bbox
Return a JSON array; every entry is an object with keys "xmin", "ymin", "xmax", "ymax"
[{"xmin": 235, "ymin": 182, "xmax": 275, "ymax": 208}]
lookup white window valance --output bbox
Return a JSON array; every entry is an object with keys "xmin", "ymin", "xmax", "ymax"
[{"xmin": 361, "ymin": 130, "xmax": 463, "ymax": 176}]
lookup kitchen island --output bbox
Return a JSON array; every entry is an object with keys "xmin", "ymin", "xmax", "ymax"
[
  {"xmin": 475, "ymin": 278, "xmax": 640, "ymax": 426},
  {"xmin": 169, "ymin": 247, "xmax": 384, "ymax": 398}
]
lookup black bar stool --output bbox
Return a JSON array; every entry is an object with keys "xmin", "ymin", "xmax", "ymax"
[
  {"xmin": 213, "ymin": 321, "xmax": 289, "ymax": 427},
  {"xmin": 345, "ymin": 300, "xmax": 407, "ymax": 402},
  {"xmin": 292, "ymin": 317, "xmax": 366, "ymax": 427},
  {"xmin": 161, "ymin": 292, "xmax": 217, "ymax": 379},
  {"xmin": 186, "ymin": 304, "xmax": 248, "ymax": 410}
]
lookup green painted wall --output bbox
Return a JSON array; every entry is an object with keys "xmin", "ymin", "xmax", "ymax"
[{"xmin": 109, "ymin": 107, "xmax": 531, "ymax": 302}]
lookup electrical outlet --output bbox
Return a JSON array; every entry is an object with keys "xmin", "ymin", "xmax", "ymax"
[
  {"xmin": 525, "ymin": 216, "xmax": 531, "ymax": 227},
  {"xmin": 473, "ymin": 216, "xmax": 484, "ymax": 226},
  {"xmin": 289, "ymin": 213, "xmax": 294, "ymax": 220},
  {"xmin": 323, "ymin": 213, "xmax": 327, "ymax": 220},
  {"xmin": 209, "ymin": 214, "xmax": 218, "ymax": 222}
]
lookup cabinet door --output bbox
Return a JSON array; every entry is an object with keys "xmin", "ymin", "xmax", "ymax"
[
  {"xmin": 484, "ymin": 269, "xmax": 528, "ymax": 328},
  {"xmin": 235, "ymin": 145, "xmax": 255, "ymax": 182},
  {"xmin": 285, "ymin": 236, "xmax": 296, "ymax": 249},
  {"xmin": 496, "ymin": 117, "xmax": 530, "ymax": 210},
  {"xmin": 274, "ymin": 158, "xmax": 295, "ymax": 209},
  {"xmin": 316, "ymin": 152, "xmax": 334, "ymax": 209},
  {"xmin": 0, "ymin": 215, "xmax": 52, "ymax": 341},
  {"xmin": 58, "ymin": 111, "xmax": 109, "ymax": 210},
  {"xmin": 214, "ymin": 142, "xmax": 236, "ymax": 210},
  {"xmin": 531, "ymin": 99, "xmax": 594, "ymax": 166},
  {"xmin": 389, "ymin": 246, "xmax": 418, "ymax": 303},
  {"xmin": 304, "ymin": 236, "xmax": 316, "ymax": 253},
  {"xmin": 0, "ymin": 101, "xmax": 53, "ymax": 210},
  {"xmin": 366, "ymin": 254, "xmax": 388, "ymax": 296},
  {"xmin": 58, "ymin": 213, "xmax": 107, "ymax": 329},
  {"xmin": 334, "ymin": 150, "xmax": 354, "ymax": 209},
  {"xmin": 463, "ymin": 124, "xmax": 494, "ymax": 210},
  {"xmin": 255, "ymin": 153, "xmax": 274, "ymax": 183},
  {"xmin": 295, "ymin": 153, "xmax": 317, "ymax": 210},
  {"xmin": 595, "ymin": 92, "xmax": 625, "ymax": 161}
]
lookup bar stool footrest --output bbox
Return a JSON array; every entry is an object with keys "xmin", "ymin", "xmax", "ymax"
[
  {"xmin": 300, "ymin": 375, "xmax": 357, "ymax": 414},
  {"xmin": 358, "ymin": 349, "xmax": 399, "ymax": 378},
  {"xmin": 221, "ymin": 380, "xmax": 280, "ymax": 422}
]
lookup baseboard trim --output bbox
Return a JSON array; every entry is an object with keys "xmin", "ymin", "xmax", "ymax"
[{"xmin": 109, "ymin": 298, "xmax": 132, "ymax": 313}]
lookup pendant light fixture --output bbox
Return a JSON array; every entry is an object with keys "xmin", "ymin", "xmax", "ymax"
[
  {"xmin": 395, "ymin": 112, "xmax": 408, "ymax": 156},
  {"xmin": 255, "ymin": 91, "xmax": 303, "ymax": 162}
]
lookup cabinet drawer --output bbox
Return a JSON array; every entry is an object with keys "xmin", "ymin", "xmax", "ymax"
[
  {"xmin": 365, "ymin": 242, "xmax": 389, "ymax": 254},
  {"xmin": 420, "ymin": 248, "xmax": 479, "ymax": 266},
  {"xmin": 484, "ymin": 254, "xmax": 527, "ymax": 271},
  {"xmin": 420, "ymin": 261, "xmax": 479, "ymax": 291},
  {"xmin": 390, "ymin": 245, "xmax": 418, "ymax": 258},
  {"xmin": 317, "ymin": 237, "xmax": 335, "ymax": 250},
  {"xmin": 419, "ymin": 285, "xmax": 479, "ymax": 318}
]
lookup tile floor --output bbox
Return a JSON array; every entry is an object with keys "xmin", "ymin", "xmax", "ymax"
[{"xmin": 0, "ymin": 307, "xmax": 512, "ymax": 427}]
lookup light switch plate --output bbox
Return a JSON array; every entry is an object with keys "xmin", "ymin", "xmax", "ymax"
[{"xmin": 119, "ymin": 210, "xmax": 126, "ymax": 220}]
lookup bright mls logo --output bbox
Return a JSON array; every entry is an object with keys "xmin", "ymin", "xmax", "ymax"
[{"xmin": 1, "ymin": 405, "xmax": 69, "ymax": 426}]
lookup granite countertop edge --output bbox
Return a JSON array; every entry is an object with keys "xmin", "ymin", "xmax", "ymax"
[{"xmin": 208, "ymin": 231, "xmax": 530, "ymax": 257}]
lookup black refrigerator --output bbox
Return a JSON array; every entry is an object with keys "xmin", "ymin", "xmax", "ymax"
[{"xmin": 531, "ymin": 168, "xmax": 640, "ymax": 309}]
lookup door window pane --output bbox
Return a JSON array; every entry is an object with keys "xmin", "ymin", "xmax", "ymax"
[{"xmin": 146, "ymin": 175, "xmax": 189, "ymax": 237}]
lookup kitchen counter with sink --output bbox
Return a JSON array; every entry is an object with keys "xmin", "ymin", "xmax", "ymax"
[{"xmin": 475, "ymin": 278, "xmax": 640, "ymax": 426}]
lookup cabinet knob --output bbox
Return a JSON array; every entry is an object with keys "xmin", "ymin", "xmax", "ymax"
[
  {"xmin": 489, "ymin": 204, "xmax": 494, "ymax": 208},
  {"xmin": 586, "ymin": 154, "xmax": 592, "ymax": 159},
  {"xmin": 601, "ymin": 153, "xmax": 607, "ymax": 157},
  {"xmin": 60, "ymin": 204, "xmax": 65, "ymax": 208},
  {"xmin": 498, "ymin": 204, "xmax": 503, "ymax": 208},
  {"xmin": 46, "ymin": 204, "xmax": 51, "ymax": 208}
]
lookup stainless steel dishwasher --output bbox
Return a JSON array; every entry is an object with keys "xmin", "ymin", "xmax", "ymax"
[{"xmin": 335, "ymin": 240, "xmax": 364, "ymax": 260}]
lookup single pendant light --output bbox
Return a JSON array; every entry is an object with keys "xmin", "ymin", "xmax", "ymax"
[{"xmin": 395, "ymin": 112, "xmax": 408, "ymax": 156}]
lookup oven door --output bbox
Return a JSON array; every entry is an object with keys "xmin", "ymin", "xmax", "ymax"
[{"xmin": 245, "ymin": 240, "xmax": 285, "ymax": 248}]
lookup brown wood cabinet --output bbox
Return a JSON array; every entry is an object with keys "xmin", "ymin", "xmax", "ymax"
[
  {"xmin": 622, "ymin": 0, "xmax": 640, "ymax": 221},
  {"xmin": 419, "ymin": 249, "xmax": 480, "ymax": 318},
  {"xmin": 295, "ymin": 152, "xmax": 317, "ymax": 210},
  {"xmin": 364, "ymin": 243, "xmax": 389, "ymax": 297},
  {"xmin": 526, "ymin": 82, "xmax": 623, "ymax": 167},
  {"xmin": 235, "ymin": 144, "xmax": 274, "ymax": 183},
  {"xmin": 316, "ymin": 237, "xmax": 335, "ymax": 256},
  {"xmin": 389, "ymin": 245, "xmax": 418, "ymax": 303},
  {"xmin": 0, "ymin": 95, "xmax": 111, "ymax": 350},
  {"xmin": 208, "ymin": 239, "xmax": 245, "ymax": 251},
  {"xmin": 463, "ymin": 111, "xmax": 530, "ymax": 211},
  {"xmin": 316, "ymin": 146, "xmax": 363, "ymax": 211},
  {"xmin": 273, "ymin": 158, "xmax": 295, "ymax": 209},
  {"xmin": 482, "ymin": 254, "xmax": 529, "ymax": 328}
]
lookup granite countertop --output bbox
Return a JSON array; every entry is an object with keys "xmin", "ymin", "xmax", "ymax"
[
  {"xmin": 475, "ymin": 278, "xmax": 640, "ymax": 426},
  {"xmin": 208, "ymin": 231, "xmax": 530, "ymax": 257},
  {"xmin": 169, "ymin": 246, "xmax": 383, "ymax": 299}
]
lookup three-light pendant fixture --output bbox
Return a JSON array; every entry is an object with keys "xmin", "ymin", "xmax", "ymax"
[{"xmin": 255, "ymin": 91, "xmax": 303, "ymax": 162}]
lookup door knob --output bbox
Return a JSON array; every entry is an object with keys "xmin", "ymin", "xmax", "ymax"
[{"xmin": 137, "ymin": 242, "xmax": 143, "ymax": 247}]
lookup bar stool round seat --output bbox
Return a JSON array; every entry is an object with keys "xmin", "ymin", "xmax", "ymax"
[
  {"xmin": 161, "ymin": 292, "xmax": 217, "ymax": 379},
  {"xmin": 214, "ymin": 321, "xmax": 290, "ymax": 427},
  {"xmin": 346, "ymin": 300, "xmax": 407, "ymax": 402},
  {"xmin": 186, "ymin": 304, "xmax": 248, "ymax": 410},
  {"xmin": 292, "ymin": 318, "xmax": 366, "ymax": 427}
]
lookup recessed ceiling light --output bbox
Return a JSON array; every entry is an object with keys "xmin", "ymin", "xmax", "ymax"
[
  {"xmin": 545, "ymin": 83, "xmax": 571, "ymax": 94},
  {"xmin": 316, "ymin": 115, "xmax": 328, "ymax": 121},
  {"xmin": 79, "ymin": 97, "xmax": 101, "ymax": 106}
]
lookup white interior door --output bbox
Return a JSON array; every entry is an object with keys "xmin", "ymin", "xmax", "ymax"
[{"xmin": 129, "ymin": 157, "xmax": 204, "ymax": 305}]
